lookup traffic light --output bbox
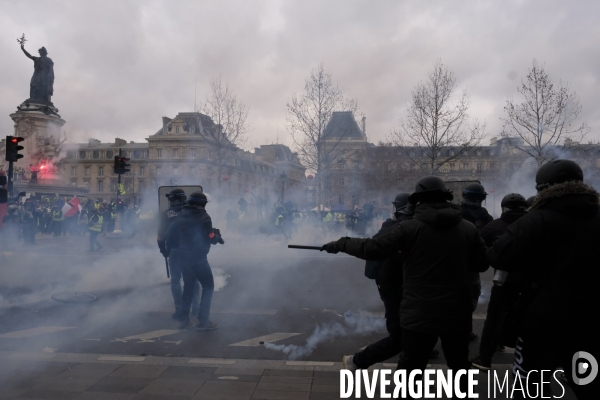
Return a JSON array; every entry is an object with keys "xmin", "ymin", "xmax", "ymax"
[
  {"xmin": 113, "ymin": 156, "xmax": 131, "ymax": 174},
  {"xmin": 5, "ymin": 136, "xmax": 24, "ymax": 162}
]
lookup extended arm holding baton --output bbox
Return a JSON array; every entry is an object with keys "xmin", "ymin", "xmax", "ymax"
[{"xmin": 288, "ymin": 245, "xmax": 322, "ymax": 250}]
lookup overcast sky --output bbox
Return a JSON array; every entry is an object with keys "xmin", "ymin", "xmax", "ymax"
[{"xmin": 1, "ymin": 0, "xmax": 599, "ymax": 149}]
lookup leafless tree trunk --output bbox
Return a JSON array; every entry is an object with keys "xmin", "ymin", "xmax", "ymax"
[
  {"xmin": 501, "ymin": 59, "xmax": 589, "ymax": 166},
  {"xmin": 286, "ymin": 63, "xmax": 360, "ymax": 215},
  {"xmin": 389, "ymin": 60, "xmax": 485, "ymax": 175},
  {"xmin": 201, "ymin": 77, "xmax": 249, "ymax": 189}
]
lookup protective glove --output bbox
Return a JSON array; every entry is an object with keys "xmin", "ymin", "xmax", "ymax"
[{"xmin": 320, "ymin": 241, "xmax": 339, "ymax": 254}]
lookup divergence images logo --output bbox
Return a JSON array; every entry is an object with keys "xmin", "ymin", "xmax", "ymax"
[{"xmin": 572, "ymin": 351, "xmax": 598, "ymax": 386}]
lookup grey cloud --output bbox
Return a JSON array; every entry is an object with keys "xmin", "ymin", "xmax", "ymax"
[{"xmin": 1, "ymin": 0, "xmax": 599, "ymax": 147}]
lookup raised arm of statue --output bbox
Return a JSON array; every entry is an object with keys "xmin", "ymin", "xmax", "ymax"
[{"xmin": 21, "ymin": 45, "xmax": 35, "ymax": 60}]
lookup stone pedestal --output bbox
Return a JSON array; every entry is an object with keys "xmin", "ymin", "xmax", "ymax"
[{"xmin": 6, "ymin": 101, "xmax": 89, "ymax": 198}]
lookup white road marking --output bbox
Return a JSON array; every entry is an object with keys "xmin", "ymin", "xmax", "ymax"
[
  {"xmin": 111, "ymin": 329, "xmax": 180, "ymax": 343},
  {"xmin": 98, "ymin": 355, "xmax": 145, "ymax": 362},
  {"xmin": 218, "ymin": 376, "xmax": 239, "ymax": 380},
  {"xmin": 229, "ymin": 332, "xmax": 301, "ymax": 347},
  {"xmin": 164, "ymin": 340, "xmax": 182, "ymax": 345},
  {"xmin": 286, "ymin": 361, "xmax": 334, "ymax": 366},
  {"xmin": 0, "ymin": 326, "xmax": 76, "ymax": 339},
  {"xmin": 189, "ymin": 358, "xmax": 236, "ymax": 365},
  {"xmin": 212, "ymin": 308, "xmax": 278, "ymax": 315}
]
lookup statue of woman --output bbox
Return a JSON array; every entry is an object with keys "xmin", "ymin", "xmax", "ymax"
[{"xmin": 21, "ymin": 44, "xmax": 54, "ymax": 104}]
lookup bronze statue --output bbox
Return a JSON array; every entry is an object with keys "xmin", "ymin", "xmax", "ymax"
[{"xmin": 18, "ymin": 34, "xmax": 54, "ymax": 104}]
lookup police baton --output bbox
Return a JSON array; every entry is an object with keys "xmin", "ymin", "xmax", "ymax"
[
  {"xmin": 287, "ymin": 245, "xmax": 322, "ymax": 250},
  {"xmin": 164, "ymin": 257, "xmax": 170, "ymax": 278}
]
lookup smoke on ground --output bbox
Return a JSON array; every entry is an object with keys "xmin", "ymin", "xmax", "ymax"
[{"xmin": 264, "ymin": 315, "xmax": 385, "ymax": 360}]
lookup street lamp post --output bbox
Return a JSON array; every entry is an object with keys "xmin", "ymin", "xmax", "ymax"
[{"xmin": 280, "ymin": 172, "xmax": 287, "ymax": 202}]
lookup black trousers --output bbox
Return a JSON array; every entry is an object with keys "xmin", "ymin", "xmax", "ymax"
[
  {"xmin": 180, "ymin": 254, "xmax": 214, "ymax": 325},
  {"xmin": 353, "ymin": 280, "xmax": 402, "ymax": 368},
  {"xmin": 397, "ymin": 328, "xmax": 471, "ymax": 372},
  {"xmin": 512, "ymin": 316, "xmax": 599, "ymax": 399},
  {"xmin": 479, "ymin": 281, "xmax": 521, "ymax": 361}
]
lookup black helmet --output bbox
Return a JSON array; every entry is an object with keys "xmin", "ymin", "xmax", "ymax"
[
  {"xmin": 166, "ymin": 188, "xmax": 187, "ymax": 202},
  {"xmin": 391, "ymin": 193, "xmax": 411, "ymax": 209},
  {"xmin": 462, "ymin": 183, "xmax": 487, "ymax": 200},
  {"xmin": 535, "ymin": 159, "xmax": 583, "ymax": 191},
  {"xmin": 526, "ymin": 196, "xmax": 536, "ymax": 207},
  {"xmin": 501, "ymin": 193, "xmax": 527, "ymax": 209},
  {"xmin": 409, "ymin": 176, "xmax": 453, "ymax": 203},
  {"xmin": 187, "ymin": 192, "xmax": 208, "ymax": 206}
]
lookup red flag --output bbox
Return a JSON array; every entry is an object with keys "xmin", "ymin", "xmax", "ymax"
[{"xmin": 64, "ymin": 196, "xmax": 81, "ymax": 217}]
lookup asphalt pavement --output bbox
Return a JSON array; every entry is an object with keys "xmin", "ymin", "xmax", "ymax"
[{"xmin": 0, "ymin": 230, "xmax": 574, "ymax": 399}]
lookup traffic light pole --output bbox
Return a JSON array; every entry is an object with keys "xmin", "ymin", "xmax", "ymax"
[
  {"xmin": 7, "ymin": 161, "xmax": 14, "ymax": 199},
  {"xmin": 114, "ymin": 148, "xmax": 123, "ymax": 234}
]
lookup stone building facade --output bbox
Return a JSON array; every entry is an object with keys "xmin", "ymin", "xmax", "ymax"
[{"xmin": 60, "ymin": 112, "xmax": 305, "ymax": 204}]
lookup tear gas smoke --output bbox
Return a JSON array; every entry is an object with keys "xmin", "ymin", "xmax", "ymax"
[{"xmin": 264, "ymin": 315, "xmax": 385, "ymax": 360}]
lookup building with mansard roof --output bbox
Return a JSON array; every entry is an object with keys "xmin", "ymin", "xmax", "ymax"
[{"xmin": 60, "ymin": 112, "xmax": 305, "ymax": 204}]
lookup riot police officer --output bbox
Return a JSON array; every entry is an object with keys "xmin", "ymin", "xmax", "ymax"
[
  {"xmin": 343, "ymin": 192, "xmax": 438, "ymax": 370},
  {"xmin": 164, "ymin": 192, "xmax": 221, "ymax": 330},
  {"xmin": 157, "ymin": 189, "xmax": 200, "ymax": 320},
  {"xmin": 471, "ymin": 193, "xmax": 529, "ymax": 370},
  {"xmin": 461, "ymin": 182, "xmax": 493, "ymax": 341},
  {"xmin": 323, "ymin": 177, "xmax": 488, "ymax": 382},
  {"xmin": 490, "ymin": 160, "xmax": 600, "ymax": 398}
]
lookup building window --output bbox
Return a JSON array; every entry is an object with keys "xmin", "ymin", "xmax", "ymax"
[
  {"xmin": 339, "ymin": 177, "xmax": 345, "ymax": 186},
  {"xmin": 98, "ymin": 166, "xmax": 104, "ymax": 176},
  {"xmin": 70, "ymin": 178, "xmax": 77, "ymax": 186},
  {"xmin": 106, "ymin": 150, "xmax": 113, "ymax": 159},
  {"xmin": 192, "ymin": 149, "xmax": 197, "ymax": 158},
  {"xmin": 339, "ymin": 194, "xmax": 344, "ymax": 204},
  {"xmin": 98, "ymin": 180, "xmax": 104, "ymax": 192},
  {"xmin": 176, "ymin": 126, "xmax": 180, "ymax": 134},
  {"xmin": 66, "ymin": 151, "xmax": 74, "ymax": 158},
  {"xmin": 476, "ymin": 163, "xmax": 482, "ymax": 173},
  {"xmin": 92, "ymin": 150, "xmax": 99, "ymax": 159},
  {"xmin": 85, "ymin": 166, "xmax": 90, "ymax": 176},
  {"xmin": 450, "ymin": 163, "xmax": 455, "ymax": 172},
  {"xmin": 71, "ymin": 166, "xmax": 77, "ymax": 176},
  {"xmin": 463, "ymin": 163, "xmax": 469, "ymax": 171},
  {"xmin": 140, "ymin": 166, "xmax": 145, "ymax": 176},
  {"xmin": 157, "ymin": 148, "xmax": 163, "ymax": 158},
  {"xmin": 489, "ymin": 162, "xmax": 495, "ymax": 171},
  {"xmin": 83, "ymin": 179, "xmax": 90, "ymax": 188},
  {"xmin": 156, "ymin": 166, "xmax": 161, "ymax": 175},
  {"xmin": 133, "ymin": 150, "xmax": 140, "ymax": 159},
  {"xmin": 173, "ymin": 149, "xmax": 179, "ymax": 158},
  {"xmin": 79, "ymin": 151, "xmax": 87, "ymax": 159},
  {"xmin": 111, "ymin": 181, "xmax": 117, "ymax": 191}
]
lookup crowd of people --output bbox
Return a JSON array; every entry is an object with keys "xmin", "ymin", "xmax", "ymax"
[
  {"xmin": 319, "ymin": 159, "xmax": 598, "ymax": 398},
  {"xmin": 0, "ymin": 196, "xmax": 141, "ymax": 249}
]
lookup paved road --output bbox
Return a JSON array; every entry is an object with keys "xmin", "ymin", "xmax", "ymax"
[{"xmin": 0, "ymin": 232, "xmax": 503, "ymax": 364}]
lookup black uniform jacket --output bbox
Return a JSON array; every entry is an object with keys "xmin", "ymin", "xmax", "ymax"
[
  {"xmin": 336, "ymin": 202, "xmax": 489, "ymax": 334},
  {"xmin": 480, "ymin": 209, "xmax": 528, "ymax": 247},
  {"xmin": 489, "ymin": 181, "xmax": 600, "ymax": 325},
  {"xmin": 157, "ymin": 204, "xmax": 184, "ymax": 253},
  {"xmin": 164, "ymin": 206, "xmax": 213, "ymax": 256},
  {"xmin": 462, "ymin": 204, "xmax": 493, "ymax": 231}
]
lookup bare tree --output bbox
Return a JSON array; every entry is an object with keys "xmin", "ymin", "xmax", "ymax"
[
  {"xmin": 201, "ymin": 77, "xmax": 249, "ymax": 188},
  {"xmin": 501, "ymin": 59, "xmax": 589, "ymax": 166},
  {"xmin": 287, "ymin": 63, "xmax": 361, "ymax": 211},
  {"xmin": 390, "ymin": 60, "xmax": 485, "ymax": 175}
]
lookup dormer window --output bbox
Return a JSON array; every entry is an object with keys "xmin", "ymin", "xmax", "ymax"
[{"xmin": 176, "ymin": 126, "xmax": 180, "ymax": 134}]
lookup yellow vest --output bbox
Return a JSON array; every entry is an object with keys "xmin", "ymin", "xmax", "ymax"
[
  {"xmin": 52, "ymin": 211, "xmax": 63, "ymax": 221},
  {"xmin": 89, "ymin": 215, "xmax": 103, "ymax": 232}
]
